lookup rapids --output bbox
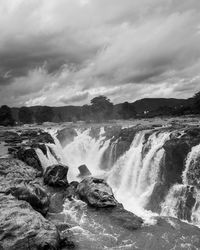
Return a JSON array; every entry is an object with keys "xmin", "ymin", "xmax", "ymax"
[{"xmin": 36, "ymin": 125, "xmax": 200, "ymax": 228}]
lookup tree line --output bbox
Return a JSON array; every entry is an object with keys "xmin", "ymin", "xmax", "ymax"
[{"xmin": 1, "ymin": 92, "xmax": 200, "ymax": 126}]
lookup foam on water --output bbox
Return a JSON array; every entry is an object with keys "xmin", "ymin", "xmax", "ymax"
[
  {"xmin": 161, "ymin": 143, "xmax": 200, "ymax": 227},
  {"xmin": 107, "ymin": 130, "xmax": 170, "ymax": 222},
  {"xmin": 62, "ymin": 128, "xmax": 110, "ymax": 181}
]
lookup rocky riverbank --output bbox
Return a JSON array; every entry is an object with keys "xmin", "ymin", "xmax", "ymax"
[{"xmin": 1, "ymin": 124, "xmax": 200, "ymax": 249}]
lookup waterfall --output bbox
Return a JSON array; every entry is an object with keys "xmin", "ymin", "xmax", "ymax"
[
  {"xmin": 62, "ymin": 128, "xmax": 110, "ymax": 181},
  {"xmin": 107, "ymin": 130, "xmax": 170, "ymax": 220},
  {"xmin": 161, "ymin": 143, "xmax": 200, "ymax": 226},
  {"xmin": 182, "ymin": 143, "xmax": 200, "ymax": 185},
  {"xmin": 39, "ymin": 125, "xmax": 200, "ymax": 227},
  {"xmin": 35, "ymin": 128, "xmax": 66, "ymax": 171}
]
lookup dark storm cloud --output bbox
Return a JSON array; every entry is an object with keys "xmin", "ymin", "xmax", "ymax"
[{"xmin": 0, "ymin": 0, "xmax": 200, "ymax": 106}]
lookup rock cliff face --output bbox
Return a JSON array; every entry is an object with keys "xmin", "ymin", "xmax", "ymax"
[
  {"xmin": 146, "ymin": 127, "xmax": 200, "ymax": 212},
  {"xmin": 0, "ymin": 158, "xmax": 62, "ymax": 249}
]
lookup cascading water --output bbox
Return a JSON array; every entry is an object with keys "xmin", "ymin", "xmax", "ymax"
[
  {"xmin": 107, "ymin": 130, "xmax": 170, "ymax": 220},
  {"xmin": 42, "ymin": 126, "xmax": 171, "ymax": 222},
  {"xmin": 61, "ymin": 128, "xmax": 110, "ymax": 181},
  {"xmin": 35, "ymin": 128, "xmax": 66, "ymax": 171},
  {"xmin": 161, "ymin": 143, "xmax": 200, "ymax": 226},
  {"xmin": 36, "ymin": 125, "xmax": 200, "ymax": 228}
]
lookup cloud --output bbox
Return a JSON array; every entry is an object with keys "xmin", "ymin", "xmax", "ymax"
[
  {"xmin": 60, "ymin": 92, "xmax": 89, "ymax": 104},
  {"xmin": 0, "ymin": 0, "xmax": 200, "ymax": 106}
]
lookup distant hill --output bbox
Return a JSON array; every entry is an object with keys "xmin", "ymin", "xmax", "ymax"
[
  {"xmin": 11, "ymin": 97, "xmax": 194, "ymax": 123},
  {"xmin": 131, "ymin": 98, "xmax": 193, "ymax": 113}
]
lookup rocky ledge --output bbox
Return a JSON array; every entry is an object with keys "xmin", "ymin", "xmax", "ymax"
[
  {"xmin": 0, "ymin": 155, "xmax": 143, "ymax": 249},
  {"xmin": 1, "ymin": 126, "xmax": 200, "ymax": 249}
]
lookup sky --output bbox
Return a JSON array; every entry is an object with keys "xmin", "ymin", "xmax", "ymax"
[{"xmin": 0, "ymin": 0, "xmax": 200, "ymax": 107}]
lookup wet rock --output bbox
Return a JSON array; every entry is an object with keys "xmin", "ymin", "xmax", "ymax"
[
  {"xmin": 0, "ymin": 194, "xmax": 60, "ymax": 250},
  {"xmin": 162, "ymin": 127, "xmax": 200, "ymax": 186},
  {"xmin": 6, "ymin": 184, "xmax": 50, "ymax": 216},
  {"xmin": 3, "ymin": 131, "xmax": 22, "ymax": 144},
  {"xmin": 77, "ymin": 177, "xmax": 118, "ymax": 207},
  {"xmin": 78, "ymin": 164, "xmax": 91, "ymax": 178},
  {"xmin": 36, "ymin": 132, "xmax": 55, "ymax": 144},
  {"xmin": 0, "ymin": 158, "xmax": 49, "ymax": 215},
  {"xmin": 177, "ymin": 186, "xmax": 196, "ymax": 222},
  {"xmin": 48, "ymin": 190, "xmax": 67, "ymax": 213},
  {"xmin": 65, "ymin": 181, "xmax": 79, "ymax": 200},
  {"xmin": 0, "ymin": 158, "xmax": 37, "ymax": 191},
  {"xmin": 44, "ymin": 164, "xmax": 69, "ymax": 187},
  {"xmin": 20, "ymin": 129, "xmax": 39, "ymax": 138},
  {"xmin": 95, "ymin": 203, "xmax": 143, "ymax": 230},
  {"xmin": 31, "ymin": 143, "xmax": 47, "ymax": 157},
  {"xmin": 20, "ymin": 130, "xmax": 55, "ymax": 144},
  {"xmin": 132, "ymin": 216, "xmax": 200, "ymax": 250},
  {"xmin": 16, "ymin": 147, "xmax": 43, "ymax": 172}
]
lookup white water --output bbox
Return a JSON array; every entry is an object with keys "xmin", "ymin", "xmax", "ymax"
[
  {"xmin": 107, "ymin": 130, "xmax": 170, "ymax": 221},
  {"xmin": 161, "ymin": 143, "xmax": 200, "ymax": 227},
  {"xmin": 36, "ymin": 125, "xmax": 200, "ymax": 227},
  {"xmin": 35, "ymin": 128, "xmax": 66, "ymax": 171},
  {"xmin": 62, "ymin": 128, "xmax": 110, "ymax": 181},
  {"xmin": 182, "ymin": 143, "xmax": 200, "ymax": 185},
  {"xmin": 56, "ymin": 128, "xmax": 170, "ymax": 223}
]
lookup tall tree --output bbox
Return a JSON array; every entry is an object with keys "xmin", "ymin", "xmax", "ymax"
[
  {"xmin": 0, "ymin": 105, "xmax": 15, "ymax": 126},
  {"xmin": 193, "ymin": 91, "xmax": 200, "ymax": 113},
  {"xmin": 35, "ymin": 106, "xmax": 54, "ymax": 123},
  {"xmin": 18, "ymin": 107, "xmax": 33, "ymax": 124},
  {"xmin": 91, "ymin": 96, "xmax": 113, "ymax": 121}
]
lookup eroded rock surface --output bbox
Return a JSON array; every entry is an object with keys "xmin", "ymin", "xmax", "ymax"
[
  {"xmin": 77, "ymin": 177, "xmax": 118, "ymax": 207},
  {"xmin": 44, "ymin": 164, "xmax": 69, "ymax": 187},
  {"xmin": 16, "ymin": 147, "xmax": 43, "ymax": 172},
  {"xmin": 78, "ymin": 164, "xmax": 91, "ymax": 178},
  {"xmin": 0, "ymin": 194, "xmax": 60, "ymax": 250}
]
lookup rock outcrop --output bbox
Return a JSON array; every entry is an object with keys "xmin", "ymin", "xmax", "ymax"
[
  {"xmin": 3, "ymin": 129, "xmax": 55, "ymax": 174},
  {"xmin": 16, "ymin": 147, "xmax": 43, "ymax": 173},
  {"xmin": 0, "ymin": 158, "xmax": 70, "ymax": 250},
  {"xmin": 6, "ymin": 184, "xmax": 50, "ymax": 216},
  {"xmin": 44, "ymin": 164, "xmax": 69, "ymax": 187},
  {"xmin": 78, "ymin": 164, "xmax": 91, "ymax": 178},
  {"xmin": 77, "ymin": 177, "xmax": 118, "ymax": 207},
  {"xmin": 0, "ymin": 194, "xmax": 60, "ymax": 250},
  {"xmin": 0, "ymin": 158, "xmax": 49, "ymax": 215}
]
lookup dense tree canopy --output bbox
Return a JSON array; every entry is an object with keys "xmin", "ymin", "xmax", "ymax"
[
  {"xmin": 0, "ymin": 105, "xmax": 15, "ymax": 126},
  {"xmin": 193, "ymin": 91, "xmax": 200, "ymax": 113},
  {"xmin": 118, "ymin": 102, "xmax": 136, "ymax": 119},
  {"xmin": 91, "ymin": 96, "xmax": 113, "ymax": 121},
  {"xmin": 35, "ymin": 106, "xmax": 54, "ymax": 123},
  {"xmin": 18, "ymin": 107, "xmax": 33, "ymax": 124}
]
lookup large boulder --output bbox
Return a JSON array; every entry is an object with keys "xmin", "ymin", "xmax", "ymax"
[
  {"xmin": 78, "ymin": 164, "xmax": 91, "ymax": 178},
  {"xmin": 6, "ymin": 184, "xmax": 50, "ymax": 216},
  {"xmin": 44, "ymin": 164, "xmax": 69, "ymax": 187},
  {"xmin": 16, "ymin": 147, "xmax": 43, "ymax": 173},
  {"xmin": 0, "ymin": 158, "xmax": 37, "ymax": 191},
  {"xmin": 0, "ymin": 194, "xmax": 60, "ymax": 250},
  {"xmin": 77, "ymin": 177, "xmax": 118, "ymax": 207},
  {"xmin": 0, "ymin": 158, "xmax": 50, "ymax": 216}
]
